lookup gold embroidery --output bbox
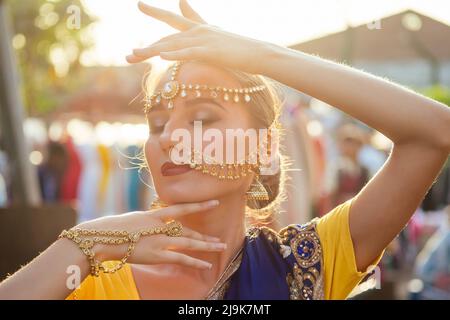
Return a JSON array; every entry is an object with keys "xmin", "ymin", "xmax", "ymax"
[
  {"xmin": 205, "ymin": 243, "xmax": 244, "ymax": 300},
  {"xmin": 205, "ymin": 221, "xmax": 325, "ymax": 300},
  {"xmin": 246, "ymin": 226, "xmax": 262, "ymax": 239},
  {"xmin": 259, "ymin": 226, "xmax": 293, "ymax": 258},
  {"xmin": 283, "ymin": 220, "xmax": 325, "ymax": 300}
]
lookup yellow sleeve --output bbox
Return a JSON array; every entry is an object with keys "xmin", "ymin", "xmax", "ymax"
[
  {"xmin": 316, "ymin": 197, "xmax": 385, "ymax": 300},
  {"xmin": 65, "ymin": 273, "xmax": 95, "ymax": 300},
  {"xmin": 65, "ymin": 262, "xmax": 139, "ymax": 300}
]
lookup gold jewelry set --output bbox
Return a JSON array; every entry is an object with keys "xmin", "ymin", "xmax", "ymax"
[
  {"xmin": 145, "ymin": 61, "xmax": 273, "ymax": 204},
  {"xmin": 58, "ymin": 63, "xmax": 273, "ymax": 278},
  {"xmin": 58, "ymin": 221, "xmax": 183, "ymax": 277}
]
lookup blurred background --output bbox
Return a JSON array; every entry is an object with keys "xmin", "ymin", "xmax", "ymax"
[{"xmin": 0, "ymin": 0, "xmax": 449, "ymax": 299}]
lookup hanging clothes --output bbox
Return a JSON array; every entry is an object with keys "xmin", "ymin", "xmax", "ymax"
[
  {"xmin": 103, "ymin": 144, "xmax": 125, "ymax": 215},
  {"xmin": 125, "ymin": 145, "xmax": 141, "ymax": 212},
  {"xmin": 281, "ymin": 111, "xmax": 314, "ymax": 226},
  {"xmin": 97, "ymin": 144, "xmax": 111, "ymax": 215},
  {"xmin": 76, "ymin": 143, "xmax": 101, "ymax": 223},
  {"xmin": 60, "ymin": 137, "xmax": 82, "ymax": 204}
]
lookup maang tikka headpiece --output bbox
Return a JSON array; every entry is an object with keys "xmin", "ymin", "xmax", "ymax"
[{"xmin": 143, "ymin": 61, "xmax": 267, "ymax": 113}]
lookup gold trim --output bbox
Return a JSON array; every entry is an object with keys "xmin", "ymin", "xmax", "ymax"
[
  {"xmin": 143, "ymin": 61, "xmax": 267, "ymax": 113},
  {"xmin": 205, "ymin": 245, "xmax": 244, "ymax": 300},
  {"xmin": 204, "ymin": 221, "xmax": 325, "ymax": 300},
  {"xmin": 283, "ymin": 221, "xmax": 325, "ymax": 300}
]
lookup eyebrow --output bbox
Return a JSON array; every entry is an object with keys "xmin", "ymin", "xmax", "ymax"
[
  {"xmin": 147, "ymin": 97, "xmax": 227, "ymax": 113},
  {"xmin": 184, "ymin": 97, "xmax": 227, "ymax": 112}
]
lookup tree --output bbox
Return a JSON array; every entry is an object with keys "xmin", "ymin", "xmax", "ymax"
[
  {"xmin": 422, "ymin": 85, "xmax": 450, "ymax": 107},
  {"xmin": 7, "ymin": 0, "xmax": 96, "ymax": 116}
]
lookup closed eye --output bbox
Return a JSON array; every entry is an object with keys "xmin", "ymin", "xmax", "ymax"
[
  {"xmin": 147, "ymin": 116, "xmax": 167, "ymax": 134},
  {"xmin": 185, "ymin": 97, "xmax": 227, "ymax": 113}
]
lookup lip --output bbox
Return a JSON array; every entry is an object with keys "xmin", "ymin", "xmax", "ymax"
[{"xmin": 161, "ymin": 161, "xmax": 193, "ymax": 176}]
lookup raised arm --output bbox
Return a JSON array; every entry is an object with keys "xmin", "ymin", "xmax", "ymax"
[
  {"xmin": 265, "ymin": 47, "xmax": 450, "ymax": 270},
  {"xmin": 128, "ymin": 0, "xmax": 450, "ymax": 271}
]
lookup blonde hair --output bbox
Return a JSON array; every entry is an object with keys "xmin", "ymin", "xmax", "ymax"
[{"xmin": 143, "ymin": 61, "xmax": 290, "ymax": 225}]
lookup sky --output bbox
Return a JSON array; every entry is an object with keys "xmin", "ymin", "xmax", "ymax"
[{"xmin": 80, "ymin": 0, "xmax": 450, "ymax": 66}]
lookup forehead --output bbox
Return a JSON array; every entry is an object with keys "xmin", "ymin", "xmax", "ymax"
[{"xmin": 155, "ymin": 62, "xmax": 241, "ymax": 90}]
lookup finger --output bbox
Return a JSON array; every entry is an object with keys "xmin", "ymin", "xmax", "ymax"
[
  {"xmin": 132, "ymin": 37, "xmax": 201, "ymax": 59},
  {"xmin": 152, "ymin": 29, "xmax": 199, "ymax": 46},
  {"xmin": 164, "ymin": 236, "xmax": 227, "ymax": 252},
  {"xmin": 159, "ymin": 250, "xmax": 212, "ymax": 269},
  {"xmin": 159, "ymin": 47, "xmax": 207, "ymax": 61},
  {"xmin": 182, "ymin": 226, "xmax": 221, "ymax": 242},
  {"xmin": 138, "ymin": 1, "xmax": 197, "ymax": 31},
  {"xmin": 152, "ymin": 199, "xmax": 219, "ymax": 219},
  {"xmin": 179, "ymin": 0, "xmax": 207, "ymax": 24},
  {"xmin": 126, "ymin": 54, "xmax": 146, "ymax": 64}
]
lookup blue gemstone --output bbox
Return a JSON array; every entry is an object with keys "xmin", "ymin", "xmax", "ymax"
[{"xmin": 297, "ymin": 240, "xmax": 315, "ymax": 259}]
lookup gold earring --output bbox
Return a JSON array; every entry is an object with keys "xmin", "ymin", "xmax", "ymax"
[
  {"xmin": 245, "ymin": 174, "xmax": 269, "ymax": 201},
  {"xmin": 150, "ymin": 196, "xmax": 169, "ymax": 210}
]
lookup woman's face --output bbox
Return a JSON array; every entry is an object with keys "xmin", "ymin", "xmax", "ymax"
[{"xmin": 144, "ymin": 62, "xmax": 256, "ymax": 205}]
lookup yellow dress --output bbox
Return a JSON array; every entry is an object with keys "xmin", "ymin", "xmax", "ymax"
[{"xmin": 66, "ymin": 197, "xmax": 384, "ymax": 300}]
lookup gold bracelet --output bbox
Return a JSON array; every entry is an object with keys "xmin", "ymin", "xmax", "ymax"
[{"xmin": 58, "ymin": 220, "xmax": 183, "ymax": 277}]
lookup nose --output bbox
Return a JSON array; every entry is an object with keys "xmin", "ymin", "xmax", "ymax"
[
  {"xmin": 159, "ymin": 126, "xmax": 176, "ymax": 155},
  {"xmin": 158, "ymin": 116, "xmax": 186, "ymax": 156}
]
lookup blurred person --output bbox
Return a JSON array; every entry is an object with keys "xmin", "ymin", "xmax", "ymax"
[
  {"xmin": 327, "ymin": 123, "xmax": 370, "ymax": 208},
  {"xmin": 412, "ymin": 205, "xmax": 450, "ymax": 299},
  {"xmin": 1, "ymin": 1, "xmax": 450, "ymax": 300},
  {"xmin": 37, "ymin": 141, "xmax": 68, "ymax": 202},
  {"xmin": 358, "ymin": 131, "xmax": 388, "ymax": 178},
  {"xmin": 421, "ymin": 158, "xmax": 450, "ymax": 211}
]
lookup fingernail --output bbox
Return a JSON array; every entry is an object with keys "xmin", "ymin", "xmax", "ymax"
[
  {"xmin": 208, "ymin": 236, "xmax": 221, "ymax": 242},
  {"xmin": 206, "ymin": 200, "xmax": 219, "ymax": 207},
  {"xmin": 204, "ymin": 263, "xmax": 212, "ymax": 269}
]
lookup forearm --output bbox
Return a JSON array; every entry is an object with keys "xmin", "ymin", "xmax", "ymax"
[
  {"xmin": 0, "ymin": 238, "xmax": 90, "ymax": 299},
  {"xmin": 261, "ymin": 44, "xmax": 450, "ymax": 151}
]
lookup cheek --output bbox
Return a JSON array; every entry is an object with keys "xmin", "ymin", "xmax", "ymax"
[{"xmin": 144, "ymin": 137, "xmax": 160, "ymax": 174}]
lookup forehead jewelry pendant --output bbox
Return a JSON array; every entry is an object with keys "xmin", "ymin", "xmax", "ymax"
[
  {"xmin": 160, "ymin": 62, "xmax": 181, "ymax": 109},
  {"xmin": 161, "ymin": 80, "xmax": 179, "ymax": 109}
]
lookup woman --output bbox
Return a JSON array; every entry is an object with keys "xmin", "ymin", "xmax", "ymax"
[{"xmin": 1, "ymin": 0, "xmax": 449, "ymax": 300}]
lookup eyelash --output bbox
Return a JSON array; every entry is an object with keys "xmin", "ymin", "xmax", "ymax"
[
  {"xmin": 190, "ymin": 118, "xmax": 216, "ymax": 126},
  {"xmin": 149, "ymin": 117, "xmax": 217, "ymax": 134}
]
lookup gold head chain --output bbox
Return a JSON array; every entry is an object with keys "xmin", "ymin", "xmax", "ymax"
[{"xmin": 143, "ymin": 61, "xmax": 266, "ymax": 113}]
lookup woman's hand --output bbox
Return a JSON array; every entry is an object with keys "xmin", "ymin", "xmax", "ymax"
[
  {"xmin": 126, "ymin": 0, "xmax": 277, "ymax": 75},
  {"xmin": 76, "ymin": 199, "xmax": 226, "ymax": 270}
]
